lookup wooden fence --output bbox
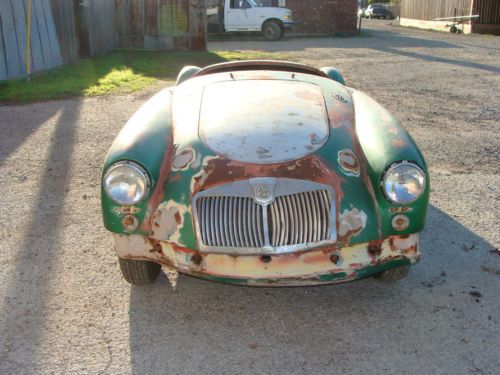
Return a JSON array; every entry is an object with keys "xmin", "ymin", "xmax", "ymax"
[
  {"xmin": 401, "ymin": 0, "xmax": 500, "ymax": 24},
  {"xmin": 0, "ymin": 0, "xmax": 63, "ymax": 80},
  {"xmin": 115, "ymin": 0, "xmax": 206, "ymax": 51},
  {"xmin": 0, "ymin": 0, "xmax": 206, "ymax": 81},
  {"xmin": 401, "ymin": 0, "xmax": 473, "ymax": 20},
  {"xmin": 473, "ymin": 0, "xmax": 500, "ymax": 24}
]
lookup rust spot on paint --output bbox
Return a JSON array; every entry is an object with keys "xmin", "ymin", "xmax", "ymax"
[
  {"xmin": 174, "ymin": 211, "xmax": 182, "ymax": 224},
  {"xmin": 112, "ymin": 205, "xmax": 141, "ymax": 216},
  {"xmin": 391, "ymin": 138, "xmax": 406, "ymax": 148},
  {"xmin": 191, "ymin": 253, "xmax": 203, "ymax": 266},
  {"xmin": 150, "ymin": 239, "xmax": 164, "ymax": 254},
  {"xmin": 389, "ymin": 206, "xmax": 413, "ymax": 214},
  {"xmin": 191, "ymin": 155, "xmax": 345, "ymax": 209},
  {"xmin": 368, "ymin": 240, "xmax": 383, "ymax": 258},
  {"xmin": 338, "ymin": 207, "xmax": 367, "ymax": 242},
  {"xmin": 142, "ymin": 128, "xmax": 175, "ymax": 232},
  {"xmin": 392, "ymin": 214, "xmax": 410, "ymax": 231},
  {"xmin": 150, "ymin": 201, "xmax": 188, "ymax": 242},
  {"xmin": 338, "ymin": 149, "xmax": 360, "ymax": 177}
]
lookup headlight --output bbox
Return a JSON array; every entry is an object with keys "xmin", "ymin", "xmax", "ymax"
[
  {"xmin": 382, "ymin": 162, "xmax": 426, "ymax": 204},
  {"xmin": 284, "ymin": 11, "xmax": 292, "ymax": 19},
  {"xmin": 103, "ymin": 161, "xmax": 150, "ymax": 205}
]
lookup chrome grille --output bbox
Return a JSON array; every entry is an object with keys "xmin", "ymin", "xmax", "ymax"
[
  {"xmin": 196, "ymin": 196, "xmax": 265, "ymax": 248},
  {"xmin": 269, "ymin": 190, "xmax": 331, "ymax": 247}
]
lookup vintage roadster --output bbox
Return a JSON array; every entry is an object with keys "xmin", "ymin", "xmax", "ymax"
[{"xmin": 101, "ymin": 60, "xmax": 429, "ymax": 287}]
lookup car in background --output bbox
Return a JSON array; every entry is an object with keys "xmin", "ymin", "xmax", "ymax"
[{"xmin": 365, "ymin": 4, "xmax": 395, "ymax": 19}]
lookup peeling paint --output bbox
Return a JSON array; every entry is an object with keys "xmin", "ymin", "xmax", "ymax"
[
  {"xmin": 150, "ymin": 200, "xmax": 188, "ymax": 243},
  {"xmin": 337, "ymin": 149, "xmax": 360, "ymax": 177},
  {"xmin": 338, "ymin": 207, "xmax": 367, "ymax": 241},
  {"xmin": 389, "ymin": 206, "xmax": 413, "ymax": 214},
  {"xmin": 392, "ymin": 214, "xmax": 410, "ymax": 231},
  {"xmin": 113, "ymin": 234, "xmax": 420, "ymax": 286},
  {"xmin": 172, "ymin": 147, "xmax": 195, "ymax": 171},
  {"xmin": 112, "ymin": 205, "xmax": 141, "ymax": 216}
]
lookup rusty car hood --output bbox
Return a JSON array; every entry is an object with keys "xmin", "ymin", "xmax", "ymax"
[
  {"xmin": 198, "ymin": 80, "xmax": 330, "ymax": 164},
  {"xmin": 157, "ymin": 71, "xmax": 383, "ymax": 247}
]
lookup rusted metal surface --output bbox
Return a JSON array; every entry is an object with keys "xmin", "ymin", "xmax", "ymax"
[
  {"xmin": 200, "ymin": 80, "xmax": 330, "ymax": 164},
  {"xmin": 114, "ymin": 233, "xmax": 420, "ymax": 286},
  {"xmin": 337, "ymin": 149, "xmax": 360, "ymax": 177},
  {"xmin": 102, "ymin": 65, "xmax": 429, "ymax": 287}
]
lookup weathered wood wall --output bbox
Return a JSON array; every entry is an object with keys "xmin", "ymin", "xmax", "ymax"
[
  {"xmin": 50, "ymin": 0, "xmax": 78, "ymax": 64},
  {"xmin": 0, "ymin": 0, "xmax": 63, "ymax": 80},
  {"xmin": 1, "ymin": 0, "xmax": 207, "ymax": 81},
  {"xmin": 473, "ymin": 0, "xmax": 500, "ymax": 24},
  {"xmin": 76, "ymin": 0, "xmax": 117, "ymax": 57},
  {"xmin": 115, "ymin": 0, "xmax": 206, "ymax": 51},
  {"xmin": 401, "ymin": 0, "xmax": 473, "ymax": 20}
]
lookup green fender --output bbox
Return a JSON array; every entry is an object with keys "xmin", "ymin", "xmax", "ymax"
[
  {"xmin": 351, "ymin": 89, "xmax": 430, "ymax": 236},
  {"xmin": 101, "ymin": 88, "xmax": 173, "ymax": 234},
  {"xmin": 320, "ymin": 67, "xmax": 346, "ymax": 85},
  {"xmin": 176, "ymin": 66, "xmax": 201, "ymax": 85}
]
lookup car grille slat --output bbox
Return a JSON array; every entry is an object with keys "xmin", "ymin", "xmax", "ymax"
[
  {"xmin": 196, "ymin": 196, "xmax": 266, "ymax": 248},
  {"xmin": 268, "ymin": 189, "xmax": 331, "ymax": 247},
  {"xmin": 195, "ymin": 187, "xmax": 331, "ymax": 249}
]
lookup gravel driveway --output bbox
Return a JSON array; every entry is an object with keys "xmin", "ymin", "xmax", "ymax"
[{"xmin": 1, "ymin": 20, "xmax": 499, "ymax": 374}]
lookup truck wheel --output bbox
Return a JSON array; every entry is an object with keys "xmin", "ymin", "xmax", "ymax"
[
  {"xmin": 374, "ymin": 265, "xmax": 410, "ymax": 283},
  {"xmin": 263, "ymin": 21, "xmax": 282, "ymax": 41},
  {"xmin": 119, "ymin": 257, "xmax": 162, "ymax": 285}
]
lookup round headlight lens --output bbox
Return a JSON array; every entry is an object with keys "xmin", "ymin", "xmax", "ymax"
[
  {"xmin": 383, "ymin": 162, "xmax": 425, "ymax": 204},
  {"xmin": 103, "ymin": 161, "xmax": 149, "ymax": 205}
]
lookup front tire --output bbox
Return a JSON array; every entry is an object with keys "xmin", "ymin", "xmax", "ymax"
[
  {"xmin": 119, "ymin": 257, "xmax": 162, "ymax": 285},
  {"xmin": 374, "ymin": 265, "xmax": 410, "ymax": 283},
  {"xmin": 262, "ymin": 21, "xmax": 282, "ymax": 41}
]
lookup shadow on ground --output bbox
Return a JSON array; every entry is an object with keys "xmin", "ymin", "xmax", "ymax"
[
  {"xmin": 128, "ymin": 205, "xmax": 499, "ymax": 374},
  {"xmin": 0, "ymin": 101, "xmax": 80, "ymax": 369}
]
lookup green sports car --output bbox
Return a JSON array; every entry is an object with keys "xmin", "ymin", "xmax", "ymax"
[{"xmin": 101, "ymin": 60, "xmax": 429, "ymax": 287}]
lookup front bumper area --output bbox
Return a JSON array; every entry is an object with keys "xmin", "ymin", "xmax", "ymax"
[{"xmin": 114, "ymin": 233, "xmax": 420, "ymax": 286}]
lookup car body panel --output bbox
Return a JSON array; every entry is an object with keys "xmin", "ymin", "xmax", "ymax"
[
  {"xmin": 101, "ymin": 63, "xmax": 429, "ymax": 286},
  {"xmin": 114, "ymin": 233, "xmax": 419, "ymax": 286},
  {"xmin": 199, "ymin": 79, "xmax": 330, "ymax": 164}
]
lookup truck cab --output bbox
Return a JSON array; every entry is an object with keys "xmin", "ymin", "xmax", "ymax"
[{"xmin": 222, "ymin": 0, "xmax": 293, "ymax": 40}]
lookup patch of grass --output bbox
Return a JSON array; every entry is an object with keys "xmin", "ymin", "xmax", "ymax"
[{"xmin": 0, "ymin": 50, "xmax": 288, "ymax": 103}]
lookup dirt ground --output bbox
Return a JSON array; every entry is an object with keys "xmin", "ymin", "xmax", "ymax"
[{"xmin": 1, "ymin": 20, "xmax": 499, "ymax": 374}]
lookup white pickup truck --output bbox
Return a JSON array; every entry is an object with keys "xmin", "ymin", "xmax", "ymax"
[{"xmin": 207, "ymin": 0, "xmax": 294, "ymax": 41}]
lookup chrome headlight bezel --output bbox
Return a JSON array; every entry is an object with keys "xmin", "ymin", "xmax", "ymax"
[
  {"xmin": 382, "ymin": 161, "xmax": 426, "ymax": 204},
  {"xmin": 103, "ymin": 161, "xmax": 150, "ymax": 205}
]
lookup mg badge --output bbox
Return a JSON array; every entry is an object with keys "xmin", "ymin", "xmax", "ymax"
[
  {"xmin": 255, "ymin": 186, "xmax": 271, "ymax": 199},
  {"xmin": 249, "ymin": 178, "xmax": 276, "ymax": 204}
]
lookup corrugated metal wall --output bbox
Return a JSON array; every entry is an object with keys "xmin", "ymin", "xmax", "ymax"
[{"xmin": 0, "ymin": 0, "xmax": 63, "ymax": 80}]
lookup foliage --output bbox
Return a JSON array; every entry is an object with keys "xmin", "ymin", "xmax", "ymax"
[{"xmin": 0, "ymin": 50, "xmax": 287, "ymax": 103}]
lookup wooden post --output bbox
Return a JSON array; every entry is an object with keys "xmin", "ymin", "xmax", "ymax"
[{"xmin": 26, "ymin": 0, "xmax": 31, "ymax": 79}]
